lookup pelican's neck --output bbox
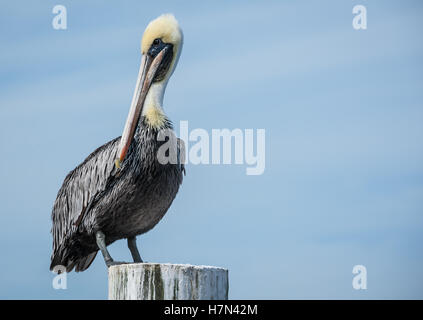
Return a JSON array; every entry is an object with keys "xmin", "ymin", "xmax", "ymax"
[{"xmin": 142, "ymin": 81, "xmax": 168, "ymax": 129}]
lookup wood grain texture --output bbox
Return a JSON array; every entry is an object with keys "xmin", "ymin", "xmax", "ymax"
[{"xmin": 108, "ymin": 263, "xmax": 229, "ymax": 300}]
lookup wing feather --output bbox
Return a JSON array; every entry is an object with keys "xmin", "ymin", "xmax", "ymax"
[{"xmin": 50, "ymin": 137, "xmax": 120, "ymax": 270}]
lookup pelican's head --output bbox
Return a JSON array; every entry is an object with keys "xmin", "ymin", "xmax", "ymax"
[
  {"xmin": 141, "ymin": 14, "xmax": 183, "ymax": 82},
  {"xmin": 117, "ymin": 14, "xmax": 183, "ymax": 166}
]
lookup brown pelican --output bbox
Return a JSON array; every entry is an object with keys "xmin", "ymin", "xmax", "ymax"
[{"xmin": 50, "ymin": 14, "xmax": 185, "ymax": 272}]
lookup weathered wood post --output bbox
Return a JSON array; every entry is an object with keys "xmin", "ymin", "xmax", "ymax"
[{"xmin": 108, "ymin": 263, "xmax": 229, "ymax": 300}]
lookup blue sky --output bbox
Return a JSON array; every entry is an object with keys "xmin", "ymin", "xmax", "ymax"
[{"xmin": 0, "ymin": 0, "xmax": 422, "ymax": 299}]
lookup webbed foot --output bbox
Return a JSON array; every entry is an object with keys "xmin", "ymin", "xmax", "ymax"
[{"xmin": 106, "ymin": 260, "xmax": 128, "ymax": 268}]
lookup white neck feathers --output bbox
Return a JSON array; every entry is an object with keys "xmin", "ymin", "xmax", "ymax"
[{"xmin": 142, "ymin": 81, "xmax": 168, "ymax": 128}]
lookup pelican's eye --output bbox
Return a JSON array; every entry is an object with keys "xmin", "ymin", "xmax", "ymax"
[{"xmin": 152, "ymin": 38, "xmax": 161, "ymax": 46}]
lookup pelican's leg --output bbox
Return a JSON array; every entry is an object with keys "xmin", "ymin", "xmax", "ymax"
[
  {"xmin": 95, "ymin": 231, "xmax": 126, "ymax": 267},
  {"xmin": 127, "ymin": 237, "xmax": 143, "ymax": 263}
]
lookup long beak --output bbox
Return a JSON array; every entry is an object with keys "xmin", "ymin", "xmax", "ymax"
[{"xmin": 116, "ymin": 48, "xmax": 167, "ymax": 168}]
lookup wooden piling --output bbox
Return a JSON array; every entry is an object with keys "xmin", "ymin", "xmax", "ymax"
[{"xmin": 108, "ymin": 263, "xmax": 229, "ymax": 300}]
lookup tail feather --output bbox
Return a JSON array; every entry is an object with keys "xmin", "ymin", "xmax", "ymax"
[
  {"xmin": 50, "ymin": 249, "xmax": 98, "ymax": 273},
  {"xmin": 75, "ymin": 252, "xmax": 98, "ymax": 272},
  {"xmin": 50, "ymin": 251, "xmax": 64, "ymax": 272}
]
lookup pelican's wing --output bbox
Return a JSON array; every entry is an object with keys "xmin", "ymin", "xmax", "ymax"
[{"xmin": 50, "ymin": 137, "xmax": 120, "ymax": 271}]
